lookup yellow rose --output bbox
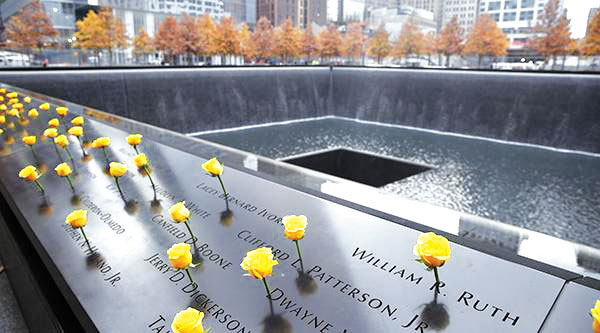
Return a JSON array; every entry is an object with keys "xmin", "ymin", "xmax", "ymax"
[
  {"xmin": 19, "ymin": 118, "xmax": 29, "ymax": 126},
  {"xmin": 0, "ymin": 104, "xmax": 6, "ymax": 111},
  {"xmin": 171, "ymin": 307, "xmax": 205, "ymax": 333},
  {"xmin": 169, "ymin": 201, "xmax": 190, "ymax": 222},
  {"xmin": 0, "ymin": 129, "xmax": 3, "ymax": 135},
  {"xmin": 18, "ymin": 165, "xmax": 40, "ymax": 182},
  {"xmin": 6, "ymin": 122, "xmax": 15, "ymax": 129},
  {"xmin": 71, "ymin": 116, "xmax": 84, "ymax": 126},
  {"xmin": 413, "ymin": 232, "xmax": 451, "ymax": 269},
  {"xmin": 6, "ymin": 92, "xmax": 17, "ymax": 99},
  {"xmin": 12, "ymin": 103, "xmax": 23, "ymax": 110},
  {"xmin": 109, "ymin": 162, "xmax": 127, "ymax": 177},
  {"xmin": 22, "ymin": 136, "xmax": 36, "ymax": 145},
  {"xmin": 133, "ymin": 153, "xmax": 149, "ymax": 168},
  {"xmin": 91, "ymin": 137, "xmax": 110, "ymax": 148},
  {"xmin": 65, "ymin": 210, "xmax": 87, "ymax": 228},
  {"xmin": 27, "ymin": 109, "xmax": 39, "ymax": 119},
  {"xmin": 7, "ymin": 109, "xmax": 18, "ymax": 117},
  {"xmin": 48, "ymin": 118, "xmax": 60, "ymax": 128},
  {"xmin": 43, "ymin": 128, "xmax": 58, "ymax": 138},
  {"xmin": 23, "ymin": 96, "xmax": 31, "ymax": 104},
  {"xmin": 201, "ymin": 157, "xmax": 224, "ymax": 176},
  {"xmin": 167, "ymin": 243, "xmax": 193, "ymax": 269},
  {"xmin": 0, "ymin": 88, "xmax": 6, "ymax": 94},
  {"xmin": 4, "ymin": 134, "xmax": 14, "ymax": 143},
  {"xmin": 40, "ymin": 102, "xmax": 50, "ymax": 111},
  {"xmin": 54, "ymin": 162, "xmax": 72, "ymax": 177},
  {"xmin": 127, "ymin": 134, "xmax": 142, "ymax": 146},
  {"xmin": 68, "ymin": 126, "xmax": 83, "ymax": 137},
  {"xmin": 592, "ymin": 301, "xmax": 600, "ymax": 333},
  {"xmin": 8, "ymin": 98, "xmax": 19, "ymax": 105},
  {"xmin": 56, "ymin": 106, "xmax": 68, "ymax": 116},
  {"xmin": 0, "ymin": 115, "xmax": 5, "ymax": 124},
  {"xmin": 282, "ymin": 215, "xmax": 308, "ymax": 241},
  {"xmin": 240, "ymin": 247, "xmax": 279, "ymax": 280},
  {"xmin": 54, "ymin": 135, "xmax": 69, "ymax": 148}
]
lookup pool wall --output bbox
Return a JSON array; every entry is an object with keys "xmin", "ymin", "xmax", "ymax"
[{"xmin": 0, "ymin": 66, "xmax": 598, "ymax": 152}]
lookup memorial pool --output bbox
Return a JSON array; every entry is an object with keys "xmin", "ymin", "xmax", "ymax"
[{"xmin": 197, "ymin": 116, "xmax": 600, "ymax": 249}]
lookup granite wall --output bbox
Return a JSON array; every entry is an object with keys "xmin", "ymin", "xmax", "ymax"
[{"xmin": 0, "ymin": 66, "xmax": 598, "ymax": 152}]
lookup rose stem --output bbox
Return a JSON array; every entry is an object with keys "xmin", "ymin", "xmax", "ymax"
[
  {"xmin": 80, "ymin": 227, "xmax": 89, "ymax": 244},
  {"xmin": 115, "ymin": 177, "xmax": 125, "ymax": 201},
  {"xmin": 143, "ymin": 165, "xmax": 156, "ymax": 193},
  {"xmin": 262, "ymin": 277, "xmax": 272, "ymax": 299},
  {"xmin": 217, "ymin": 175, "xmax": 228, "ymax": 197},
  {"xmin": 66, "ymin": 175, "xmax": 75, "ymax": 193},
  {"xmin": 77, "ymin": 137, "xmax": 87, "ymax": 156},
  {"xmin": 52, "ymin": 142, "xmax": 64, "ymax": 162},
  {"xmin": 185, "ymin": 268, "xmax": 195, "ymax": 285},
  {"xmin": 433, "ymin": 267, "xmax": 441, "ymax": 293},
  {"xmin": 294, "ymin": 240, "xmax": 305, "ymax": 272},
  {"xmin": 184, "ymin": 219, "xmax": 197, "ymax": 243},
  {"xmin": 34, "ymin": 180, "xmax": 45, "ymax": 193}
]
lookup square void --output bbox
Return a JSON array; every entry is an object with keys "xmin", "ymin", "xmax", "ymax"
[{"xmin": 282, "ymin": 148, "xmax": 432, "ymax": 187}]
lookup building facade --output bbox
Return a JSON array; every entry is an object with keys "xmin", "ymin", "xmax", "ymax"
[
  {"xmin": 369, "ymin": 5, "xmax": 436, "ymax": 37},
  {"xmin": 223, "ymin": 0, "xmax": 257, "ymax": 26},
  {"xmin": 328, "ymin": 0, "xmax": 365, "ymax": 23},
  {"xmin": 440, "ymin": 0, "xmax": 480, "ymax": 36},
  {"xmin": 588, "ymin": 8, "xmax": 598, "ymax": 36},
  {"xmin": 479, "ymin": 0, "xmax": 563, "ymax": 50},
  {"xmin": 396, "ymin": 0, "xmax": 442, "ymax": 29}
]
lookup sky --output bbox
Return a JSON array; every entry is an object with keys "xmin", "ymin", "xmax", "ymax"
[{"xmin": 564, "ymin": 0, "xmax": 600, "ymax": 38}]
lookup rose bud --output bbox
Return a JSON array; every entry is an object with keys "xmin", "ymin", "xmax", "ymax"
[
  {"xmin": 68, "ymin": 126, "xmax": 83, "ymax": 137},
  {"xmin": 133, "ymin": 153, "xmax": 148, "ymax": 168},
  {"xmin": 171, "ymin": 307, "xmax": 205, "ymax": 333},
  {"xmin": 43, "ymin": 128, "xmax": 58, "ymax": 138},
  {"xmin": 54, "ymin": 162, "xmax": 73, "ymax": 177},
  {"xmin": 40, "ymin": 102, "xmax": 50, "ymax": 111},
  {"xmin": 48, "ymin": 118, "xmax": 60, "ymax": 128},
  {"xmin": 91, "ymin": 137, "xmax": 110, "ymax": 148},
  {"xmin": 71, "ymin": 116, "xmax": 84, "ymax": 126},
  {"xmin": 167, "ymin": 243, "xmax": 193, "ymax": 269},
  {"xmin": 241, "ymin": 247, "xmax": 279, "ymax": 280},
  {"xmin": 127, "ymin": 134, "xmax": 142, "ymax": 146},
  {"xmin": 65, "ymin": 210, "xmax": 87, "ymax": 228},
  {"xmin": 18, "ymin": 165, "xmax": 40, "ymax": 182},
  {"xmin": 201, "ymin": 157, "xmax": 223, "ymax": 176},
  {"xmin": 169, "ymin": 202, "xmax": 190, "ymax": 223},
  {"xmin": 109, "ymin": 162, "xmax": 127, "ymax": 177},
  {"xmin": 22, "ymin": 136, "xmax": 36, "ymax": 146},
  {"xmin": 282, "ymin": 215, "xmax": 308, "ymax": 241},
  {"xmin": 54, "ymin": 135, "xmax": 69, "ymax": 148},
  {"xmin": 56, "ymin": 106, "xmax": 68, "ymax": 116},
  {"xmin": 27, "ymin": 109, "xmax": 39, "ymax": 119}
]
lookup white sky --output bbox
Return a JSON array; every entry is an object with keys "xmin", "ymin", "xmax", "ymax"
[{"xmin": 564, "ymin": 0, "xmax": 600, "ymax": 38}]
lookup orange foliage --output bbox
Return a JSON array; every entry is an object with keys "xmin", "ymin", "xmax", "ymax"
[
  {"xmin": 196, "ymin": 14, "xmax": 217, "ymax": 56},
  {"xmin": 74, "ymin": 10, "xmax": 108, "ymax": 53},
  {"xmin": 342, "ymin": 22, "xmax": 365, "ymax": 62},
  {"xmin": 437, "ymin": 17, "xmax": 463, "ymax": 66},
  {"xmin": 274, "ymin": 17, "xmax": 300, "ymax": 63},
  {"xmin": 300, "ymin": 25, "xmax": 319, "ymax": 61},
  {"xmin": 4, "ymin": 0, "xmax": 57, "ymax": 51},
  {"xmin": 239, "ymin": 23, "xmax": 257, "ymax": 62},
  {"xmin": 318, "ymin": 24, "xmax": 342, "ymax": 59},
  {"xmin": 530, "ymin": 0, "xmax": 571, "ymax": 62},
  {"xmin": 367, "ymin": 25, "xmax": 391, "ymax": 63},
  {"xmin": 254, "ymin": 16, "xmax": 274, "ymax": 60},
  {"xmin": 214, "ymin": 17, "xmax": 240, "ymax": 56},
  {"xmin": 582, "ymin": 10, "xmax": 600, "ymax": 56},
  {"xmin": 132, "ymin": 27, "xmax": 154, "ymax": 54},
  {"xmin": 392, "ymin": 15, "xmax": 424, "ymax": 58},
  {"xmin": 463, "ymin": 14, "xmax": 508, "ymax": 66},
  {"xmin": 155, "ymin": 16, "xmax": 179, "ymax": 61}
]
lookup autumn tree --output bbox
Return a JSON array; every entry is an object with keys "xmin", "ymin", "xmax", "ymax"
[
  {"xmin": 393, "ymin": 15, "xmax": 424, "ymax": 63},
  {"xmin": 155, "ymin": 16, "xmax": 179, "ymax": 64},
  {"xmin": 239, "ymin": 24, "xmax": 257, "ymax": 63},
  {"xmin": 529, "ymin": 0, "xmax": 571, "ymax": 69},
  {"xmin": 367, "ymin": 25, "xmax": 391, "ymax": 64},
  {"xmin": 75, "ymin": 10, "xmax": 108, "ymax": 65},
  {"xmin": 300, "ymin": 24, "xmax": 319, "ymax": 63},
  {"xmin": 176, "ymin": 15, "xmax": 200, "ymax": 64},
  {"xmin": 196, "ymin": 14, "xmax": 217, "ymax": 61},
  {"xmin": 422, "ymin": 32, "xmax": 437, "ymax": 65},
  {"xmin": 318, "ymin": 24, "xmax": 342, "ymax": 61},
  {"xmin": 437, "ymin": 16, "xmax": 463, "ymax": 67},
  {"xmin": 214, "ymin": 17, "xmax": 240, "ymax": 64},
  {"xmin": 342, "ymin": 22, "xmax": 365, "ymax": 64},
  {"xmin": 274, "ymin": 17, "xmax": 300, "ymax": 63},
  {"xmin": 4, "ymin": 0, "xmax": 57, "ymax": 57},
  {"xmin": 99, "ymin": 8, "xmax": 127, "ymax": 65},
  {"xmin": 582, "ymin": 10, "xmax": 600, "ymax": 57},
  {"xmin": 463, "ymin": 14, "xmax": 508, "ymax": 68},
  {"xmin": 132, "ymin": 27, "xmax": 154, "ymax": 63},
  {"xmin": 254, "ymin": 16, "xmax": 274, "ymax": 61}
]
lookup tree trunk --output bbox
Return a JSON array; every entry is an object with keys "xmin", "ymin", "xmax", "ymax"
[
  {"xmin": 445, "ymin": 54, "xmax": 450, "ymax": 67},
  {"xmin": 561, "ymin": 54, "xmax": 566, "ymax": 70},
  {"xmin": 478, "ymin": 55, "xmax": 483, "ymax": 68},
  {"xmin": 576, "ymin": 56, "xmax": 580, "ymax": 70},
  {"xmin": 551, "ymin": 55, "xmax": 556, "ymax": 70}
]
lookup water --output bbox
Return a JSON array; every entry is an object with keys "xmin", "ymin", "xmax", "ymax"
[{"xmin": 197, "ymin": 117, "xmax": 600, "ymax": 249}]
